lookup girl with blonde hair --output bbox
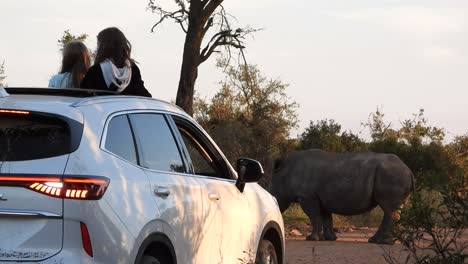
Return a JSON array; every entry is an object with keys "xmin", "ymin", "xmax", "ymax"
[{"xmin": 49, "ymin": 41, "xmax": 91, "ymax": 88}]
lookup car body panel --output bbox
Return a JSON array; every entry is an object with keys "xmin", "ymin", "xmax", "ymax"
[
  {"xmin": 144, "ymin": 170, "xmax": 207, "ymax": 263},
  {"xmin": 0, "ymin": 91, "xmax": 285, "ymax": 264},
  {"xmin": 0, "ymin": 156, "xmax": 68, "ymax": 262}
]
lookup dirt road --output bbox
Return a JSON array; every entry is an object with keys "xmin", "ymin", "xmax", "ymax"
[
  {"xmin": 284, "ymin": 230, "xmax": 408, "ymax": 264},
  {"xmin": 284, "ymin": 228, "xmax": 468, "ymax": 264}
]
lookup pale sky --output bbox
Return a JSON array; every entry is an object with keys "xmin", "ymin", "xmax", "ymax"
[{"xmin": 1, "ymin": 0, "xmax": 467, "ymax": 141}]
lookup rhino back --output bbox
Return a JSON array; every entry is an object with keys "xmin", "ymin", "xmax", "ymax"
[
  {"xmin": 273, "ymin": 150, "xmax": 398, "ymax": 215},
  {"xmin": 279, "ymin": 150, "xmax": 379, "ymax": 185}
]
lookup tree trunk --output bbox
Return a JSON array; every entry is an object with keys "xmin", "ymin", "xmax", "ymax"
[
  {"xmin": 176, "ymin": 3, "xmax": 204, "ymax": 116},
  {"xmin": 176, "ymin": 38, "xmax": 199, "ymax": 116}
]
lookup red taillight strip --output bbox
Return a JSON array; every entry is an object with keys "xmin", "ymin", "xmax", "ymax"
[
  {"xmin": 64, "ymin": 178, "xmax": 108, "ymax": 185},
  {"xmin": 0, "ymin": 176, "xmax": 61, "ymax": 182},
  {"xmin": 0, "ymin": 174, "xmax": 110, "ymax": 200},
  {"xmin": 0, "ymin": 109, "xmax": 30, "ymax": 115}
]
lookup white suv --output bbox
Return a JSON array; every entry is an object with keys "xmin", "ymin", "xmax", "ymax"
[{"xmin": 0, "ymin": 87, "xmax": 284, "ymax": 264}]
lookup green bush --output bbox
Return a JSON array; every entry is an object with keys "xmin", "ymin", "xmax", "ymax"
[{"xmin": 385, "ymin": 178, "xmax": 467, "ymax": 264}]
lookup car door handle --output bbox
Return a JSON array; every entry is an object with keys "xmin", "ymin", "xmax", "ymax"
[
  {"xmin": 154, "ymin": 186, "xmax": 170, "ymax": 197},
  {"xmin": 208, "ymin": 193, "xmax": 220, "ymax": 201}
]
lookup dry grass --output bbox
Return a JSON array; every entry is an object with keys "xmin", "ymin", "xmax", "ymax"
[{"xmin": 282, "ymin": 204, "xmax": 309, "ymax": 225}]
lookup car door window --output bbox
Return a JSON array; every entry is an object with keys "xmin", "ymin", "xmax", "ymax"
[
  {"xmin": 174, "ymin": 119, "xmax": 230, "ymax": 179},
  {"xmin": 105, "ymin": 114, "xmax": 138, "ymax": 164},
  {"xmin": 179, "ymin": 127, "xmax": 218, "ymax": 176},
  {"xmin": 129, "ymin": 113, "xmax": 185, "ymax": 173}
]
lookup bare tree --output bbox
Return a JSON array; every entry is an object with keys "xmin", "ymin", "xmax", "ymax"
[{"xmin": 148, "ymin": 0, "xmax": 255, "ymax": 116}]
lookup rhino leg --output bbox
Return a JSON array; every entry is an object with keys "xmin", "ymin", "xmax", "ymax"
[
  {"xmin": 322, "ymin": 210, "xmax": 337, "ymax": 241},
  {"xmin": 370, "ymin": 194, "xmax": 403, "ymax": 244},
  {"xmin": 369, "ymin": 209, "xmax": 396, "ymax": 244},
  {"xmin": 300, "ymin": 198, "xmax": 324, "ymax": 241},
  {"xmin": 369, "ymin": 168, "xmax": 412, "ymax": 244}
]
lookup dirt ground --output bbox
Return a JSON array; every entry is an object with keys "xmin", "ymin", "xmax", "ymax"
[
  {"xmin": 285, "ymin": 229, "xmax": 408, "ymax": 264},
  {"xmin": 284, "ymin": 226, "xmax": 468, "ymax": 264}
]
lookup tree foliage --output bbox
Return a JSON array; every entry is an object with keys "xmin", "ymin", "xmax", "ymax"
[
  {"xmin": 194, "ymin": 61, "xmax": 298, "ymax": 187},
  {"xmin": 148, "ymin": 0, "xmax": 256, "ymax": 116},
  {"xmin": 57, "ymin": 29, "xmax": 88, "ymax": 50},
  {"xmin": 398, "ymin": 109, "xmax": 445, "ymax": 145},
  {"xmin": 447, "ymin": 134, "xmax": 468, "ymax": 179},
  {"xmin": 0, "ymin": 60, "xmax": 5, "ymax": 87},
  {"xmin": 362, "ymin": 106, "xmax": 394, "ymax": 141},
  {"xmin": 363, "ymin": 108, "xmax": 454, "ymax": 188},
  {"xmin": 299, "ymin": 119, "xmax": 367, "ymax": 152}
]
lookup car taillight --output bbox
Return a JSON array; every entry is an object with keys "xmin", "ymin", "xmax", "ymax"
[{"xmin": 0, "ymin": 175, "xmax": 110, "ymax": 200}]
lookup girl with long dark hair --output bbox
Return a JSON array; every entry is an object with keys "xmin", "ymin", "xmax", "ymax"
[
  {"xmin": 80, "ymin": 27, "xmax": 151, "ymax": 97},
  {"xmin": 49, "ymin": 41, "xmax": 91, "ymax": 88}
]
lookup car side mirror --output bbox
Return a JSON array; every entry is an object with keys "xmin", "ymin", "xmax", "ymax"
[{"xmin": 235, "ymin": 158, "xmax": 264, "ymax": 192}]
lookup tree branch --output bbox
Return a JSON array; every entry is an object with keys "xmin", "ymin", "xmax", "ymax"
[
  {"xmin": 200, "ymin": 38, "xmax": 245, "ymax": 64},
  {"xmin": 201, "ymin": 0, "xmax": 210, "ymax": 8},
  {"xmin": 150, "ymin": 9, "xmax": 188, "ymax": 33},
  {"xmin": 203, "ymin": 17, "xmax": 214, "ymax": 37},
  {"xmin": 174, "ymin": 0, "xmax": 187, "ymax": 10},
  {"xmin": 148, "ymin": 1, "xmax": 189, "ymax": 33},
  {"xmin": 200, "ymin": 30, "xmax": 228, "ymax": 57},
  {"xmin": 178, "ymin": 21, "xmax": 188, "ymax": 33},
  {"xmin": 202, "ymin": 0, "xmax": 224, "ymax": 24}
]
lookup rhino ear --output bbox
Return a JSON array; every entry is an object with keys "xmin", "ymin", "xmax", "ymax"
[{"xmin": 273, "ymin": 158, "xmax": 283, "ymax": 171}]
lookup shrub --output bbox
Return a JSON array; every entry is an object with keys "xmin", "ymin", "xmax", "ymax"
[{"xmin": 384, "ymin": 177, "xmax": 467, "ymax": 264}]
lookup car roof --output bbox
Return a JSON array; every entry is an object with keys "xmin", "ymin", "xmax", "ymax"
[{"xmin": 0, "ymin": 87, "xmax": 189, "ymax": 118}]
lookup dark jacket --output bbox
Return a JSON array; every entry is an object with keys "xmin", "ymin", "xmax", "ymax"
[{"xmin": 81, "ymin": 63, "xmax": 152, "ymax": 97}]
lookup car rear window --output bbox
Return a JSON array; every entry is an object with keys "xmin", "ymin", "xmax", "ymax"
[{"xmin": 0, "ymin": 111, "xmax": 82, "ymax": 161}]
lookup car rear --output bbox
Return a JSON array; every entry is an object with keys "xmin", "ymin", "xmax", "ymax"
[{"xmin": 0, "ymin": 93, "xmax": 104, "ymax": 262}]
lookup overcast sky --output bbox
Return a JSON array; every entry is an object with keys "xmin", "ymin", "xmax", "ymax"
[{"xmin": 1, "ymin": 0, "xmax": 467, "ymax": 140}]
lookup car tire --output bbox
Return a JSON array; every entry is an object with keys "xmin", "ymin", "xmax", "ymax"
[
  {"xmin": 255, "ymin": 239, "xmax": 278, "ymax": 264},
  {"xmin": 140, "ymin": 255, "xmax": 161, "ymax": 264}
]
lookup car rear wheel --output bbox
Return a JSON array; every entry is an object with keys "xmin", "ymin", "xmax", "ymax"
[
  {"xmin": 255, "ymin": 239, "xmax": 278, "ymax": 264},
  {"xmin": 140, "ymin": 255, "xmax": 161, "ymax": 264}
]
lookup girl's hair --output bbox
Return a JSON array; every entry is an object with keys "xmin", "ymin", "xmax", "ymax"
[
  {"xmin": 95, "ymin": 27, "xmax": 132, "ymax": 68},
  {"xmin": 60, "ymin": 41, "xmax": 91, "ymax": 88}
]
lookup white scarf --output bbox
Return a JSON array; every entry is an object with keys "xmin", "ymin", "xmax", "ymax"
[{"xmin": 100, "ymin": 59, "xmax": 132, "ymax": 93}]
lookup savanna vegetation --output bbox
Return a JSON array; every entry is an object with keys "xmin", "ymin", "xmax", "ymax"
[
  {"xmin": 49, "ymin": 6, "xmax": 466, "ymax": 262},
  {"xmin": 194, "ymin": 59, "xmax": 298, "ymax": 187},
  {"xmin": 193, "ymin": 60, "xmax": 467, "ymax": 263}
]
